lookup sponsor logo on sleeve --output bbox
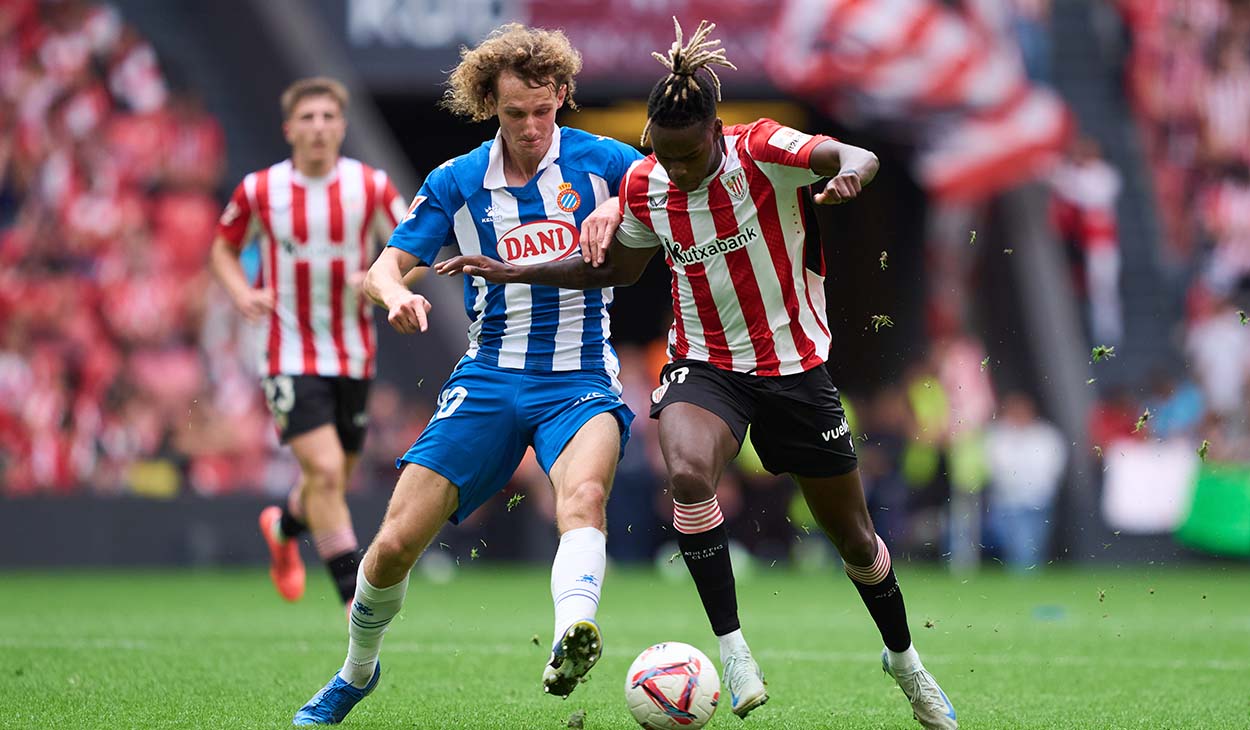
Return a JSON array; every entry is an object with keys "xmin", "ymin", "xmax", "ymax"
[
  {"xmin": 766, "ymin": 126, "xmax": 813, "ymax": 155},
  {"xmin": 220, "ymin": 200, "xmax": 242, "ymax": 226},
  {"xmin": 402, "ymin": 195, "xmax": 426, "ymax": 223},
  {"xmin": 496, "ymin": 220, "xmax": 580, "ymax": 266}
]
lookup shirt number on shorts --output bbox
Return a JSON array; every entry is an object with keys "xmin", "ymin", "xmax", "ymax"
[
  {"xmin": 263, "ymin": 375, "xmax": 296, "ymax": 416},
  {"xmin": 651, "ymin": 366, "xmax": 690, "ymax": 404},
  {"xmin": 434, "ymin": 386, "xmax": 468, "ymax": 420}
]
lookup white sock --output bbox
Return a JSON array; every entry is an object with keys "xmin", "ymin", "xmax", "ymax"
[
  {"xmin": 887, "ymin": 643, "xmax": 922, "ymax": 675},
  {"xmin": 340, "ymin": 566, "xmax": 409, "ymax": 688},
  {"xmin": 550, "ymin": 527, "xmax": 606, "ymax": 647},
  {"xmin": 717, "ymin": 629, "xmax": 749, "ymax": 664}
]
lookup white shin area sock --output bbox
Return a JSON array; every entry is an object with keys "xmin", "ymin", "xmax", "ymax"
[
  {"xmin": 340, "ymin": 566, "xmax": 409, "ymax": 688},
  {"xmin": 717, "ymin": 629, "xmax": 748, "ymax": 664},
  {"xmin": 550, "ymin": 526, "xmax": 606, "ymax": 647},
  {"xmin": 888, "ymin": 643, "xmax": 922, "ymax": 674}
]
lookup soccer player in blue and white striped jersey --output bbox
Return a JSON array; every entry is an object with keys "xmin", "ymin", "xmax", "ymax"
[{"xmin": 293, "ymin": 24, "xmax": 641, "ymax": 726}]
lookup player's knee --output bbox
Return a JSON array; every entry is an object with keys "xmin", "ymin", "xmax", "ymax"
[
  {"xmin": 301, "ymin": 453, "xmax": 346, "ymax": 493},
  {"xmin": 558, "ymin": 480, "xmax": 608, "ymax": 526},
  {"xmin": 668, "ymin": 464, "xmax": 716, "ymax": 503},
  {"xmin": 837, "ymin": 529, "xmax": 878, "ymax": 567},
  {"xmin": 371, "ymin": 529, "xmax": 422, "ymax": 570}
]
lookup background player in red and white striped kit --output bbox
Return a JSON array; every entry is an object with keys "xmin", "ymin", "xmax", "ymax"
[
  {"xmin": 438, "ymin": 20, "xmax": 958, "ymax": 730},
  {"xmin": 209, "ymin": 77, "xmax": 409, "ymax": 611}
]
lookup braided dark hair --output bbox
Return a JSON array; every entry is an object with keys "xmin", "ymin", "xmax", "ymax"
[{"xmin": 641, "ymin": 18, "xmax": 737, "ymax": 147}]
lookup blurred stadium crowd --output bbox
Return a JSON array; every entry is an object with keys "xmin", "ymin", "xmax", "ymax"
[
  {"xmin": 0, "ymin": 0, "xmax": 276, "ymax": 496},
  {"xmin": 1, "ymin": 0, "xmax": 1248, "ymax": 564},
  {"xmin": 1111, "ymin": 0, "xmax": 1250, "ymax": 463}
]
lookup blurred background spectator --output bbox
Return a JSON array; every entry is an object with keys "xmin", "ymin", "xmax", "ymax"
[{"xmin": 984, "ymin": 392, "xmax": 1067, "ymax": 572}]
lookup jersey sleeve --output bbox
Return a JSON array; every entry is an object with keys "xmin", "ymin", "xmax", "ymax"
[
  {"xmin": 603, "ymin": 138, "xmax": 645, "ymax": 193},
  {"xmin": 370, "ymin": 168, "xmax": 407, "ymax": 244},
  {"xmin": 743, "ymin": 118, "xmax": 834, "ymax": 187},
  {"xmin": 615, "ymin": 165, "xmax": 661, "ymax": 250},
  {"xmin": 216, "ymin": 178, "xmax": 255, "ymax": 250},
  {"xmin": 385, "ymin": 166, "xmax": 457, "ymax": 265}
]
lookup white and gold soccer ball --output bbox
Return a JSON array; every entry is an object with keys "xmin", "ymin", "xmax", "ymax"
[{"xmin": 624, "ymin": 642, "xmax": 720, "ymax": 730}]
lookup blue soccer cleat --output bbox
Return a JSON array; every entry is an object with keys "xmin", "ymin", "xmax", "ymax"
[{"xmin": 293, "ymin": 662, "xmax": 381, "ymax": 726}]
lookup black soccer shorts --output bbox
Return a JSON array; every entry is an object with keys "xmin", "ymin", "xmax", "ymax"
[
  {"xmin": 648, "ymin": 359, "xmax": 857, "ymax": 478},
  {"xmin": 261, "ymin": 375, "xmax": 372, "ymax": 452}
]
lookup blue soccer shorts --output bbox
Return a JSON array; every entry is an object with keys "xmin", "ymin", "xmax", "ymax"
[{"xmin": 397, "ymin": 359, "xmax": 634, "ymax": 524}]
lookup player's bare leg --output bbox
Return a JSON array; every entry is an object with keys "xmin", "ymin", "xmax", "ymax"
[
  {"xmin": 294, "ymin": 464, "xmax": 458, "ymax": 725},
  {"xmin": 659, "ymin": 403, "xmax": 767, "ymax": 718},
  {"xmin": 797, "ymin": 470, "xmax": 957, "ymax": 729},
  {"xmin": 289, "ymin": 425, "xmax": 362, "ymax": 607},
  {"xmin": 542, "ymin": 412, "xmax": 620, "ymax": 697}
]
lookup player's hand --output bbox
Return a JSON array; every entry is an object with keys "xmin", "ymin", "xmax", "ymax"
[
  {"xmin": 579, "ymin": 197, "xmax": 622, "ymax": 267},
  {"xmin": 435, "ymin": 255, "xmax": 515, "ymax": 283},
  {"xmin": 813, "ymin": 170, "xmax": 863, "ymax": 205},
  {"xmin": 232, "ymin": 287, "xmax": 274, "ymax": 322},
  {"xmin": 386, "ymin": 292, "xmax": 432, "ymax": 334}
]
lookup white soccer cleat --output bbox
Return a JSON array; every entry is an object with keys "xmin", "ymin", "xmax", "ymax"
[
  {"xmin": 543, "ymin": 619, "xmax": 603, "ymax": 698},
  {"xmin": 882, "ymin": 649, "xmax": 958, "ymax": 730},
  {"xmin": 723, "ymin": 648, "xmax": 768, "ymax": 718}
]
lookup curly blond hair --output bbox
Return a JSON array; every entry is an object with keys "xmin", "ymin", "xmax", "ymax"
[{"xmin": 441, "ymin": 23, "xmax": 581, "ymax": 122}]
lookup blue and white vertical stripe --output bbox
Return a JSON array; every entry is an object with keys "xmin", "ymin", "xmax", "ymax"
[{"xmin": 388, "ymin": 126, "xmax": 641, "ymax": 384}]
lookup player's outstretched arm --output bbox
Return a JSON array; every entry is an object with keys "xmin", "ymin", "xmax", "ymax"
[
  {"xmin": 435, "ymin": 238, "xmax": 656, "ymax": 290},
  {"xmin": 809, "ymin": 139, "xmax": 880, "ymax": 205},
  {"xmin": 209, "ymin": 234, "xmax": 273, "ymax": 322},
  {"xmin": 364, "ymin": 246, "xmax": 433, "ymax": 334},
  {"xmin": 579, "ymin": 196, "xmax": 622, "ymax": 267}
]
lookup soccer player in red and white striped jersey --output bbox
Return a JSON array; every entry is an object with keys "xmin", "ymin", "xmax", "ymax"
[
  {"xmin": 437, "ymin": 20, "xmax": 957, "ymax": 730},
  {"xmin": 209, "ymin": 77, "xmax": 408, "ymax": 613}
]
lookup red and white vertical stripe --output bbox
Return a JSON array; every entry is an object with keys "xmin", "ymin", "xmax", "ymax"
[
  {"xmin": 767, "ymin": 0, "xmax": 1072, "ymax": 203},
  {"xmin": 619, "ymin": 121, "xmax": 832, "ymax": 376},
  {"xmin": 673, "ymin": 496, "xmax": 725, "ymax": 535},
  {"xmin": 217, "ymin": 157, "xmax": 405, "ymax": 379}
]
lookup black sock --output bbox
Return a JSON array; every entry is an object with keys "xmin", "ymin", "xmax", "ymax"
[
  {"xmin": 326, "ymin": 549, "xmax": 362, "ymax": 604},
  {"xmin": 849, "ymin": 568, "xmax": 912, "ymax": 652},
  {"xmin": 678, "ymin": 525, "xmax": 740, "ymax": 636},
  {"xmin": 278, "ymin": 507, "xmax": 306, "ymax": 539}
]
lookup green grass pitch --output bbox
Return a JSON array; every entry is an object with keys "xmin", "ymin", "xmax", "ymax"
[{"xmin": 1, "ymin": 563, "xmax": 1247, "ymax": 729}]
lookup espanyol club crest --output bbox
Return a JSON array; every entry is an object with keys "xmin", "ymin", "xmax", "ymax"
[
  {"xmin": 720, "ymin": 168, "xmax": 747, "ymax": 201},
  {"xmin": 496, "ymin": 220, "xmax": 580, "ymax": 266},
  {"xmin": 556, "ymin": 182, "xmax": 582, "ymax": 212}
]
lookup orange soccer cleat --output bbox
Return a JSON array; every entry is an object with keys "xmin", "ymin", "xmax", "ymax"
[{"xmin": 259, "ymin": 506, "xmax": 305, "ymax": 602}]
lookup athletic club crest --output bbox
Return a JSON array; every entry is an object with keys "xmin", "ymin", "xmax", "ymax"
[
  {"xmin": 720, "ymin": 168, "xmax": 747, "ymax": 201},
  {"xmin": 556, "ymin": 182, "xmax": 582, "ymax": 212}
]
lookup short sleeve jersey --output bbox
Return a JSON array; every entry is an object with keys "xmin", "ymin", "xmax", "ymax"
[
  {"xmin": 615, "ymin": 119, "xmax": 834, "ymax": 376},
  {"xmin": 388, "ymin": 126, "xmax": 642, "ymax": 374},
  {"xmin": 216, "ymin": 157, "xmax": 405, "ymax": 379}
]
